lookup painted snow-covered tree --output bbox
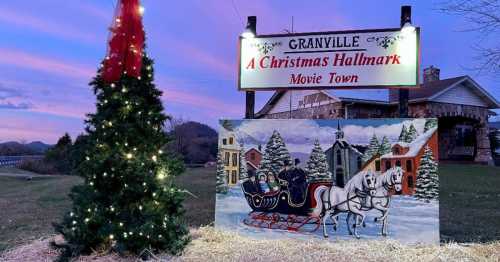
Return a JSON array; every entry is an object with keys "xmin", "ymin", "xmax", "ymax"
[
  {"xmin": 362, "ymin": 134, "xmax": 380, "ymax": 163},
  {"xmin": 216, "ymin": 151, "xmax": 228, "ymax": 194},
  {"xmin": 398, "ymin": 125, "xmax": 408, "ymax": 142},
  {"xmin": 306, "ymin": 140, "xmax": 332, "ymax": 182},
  {"xmin": 378, "ymin": 136, "xmax": 391, "ymax": 155},
  {"xmin": 407, "ymin": 124, "xmax": 419, "ymax": 142},
  {"xmin": 258, "ymin": 130, "xmax": 292, "ymax": 177},
  {"xmin": 424, "ymin": 119, "xmax": 438, "ymax": 132},
  {"xmin": 414, "ymin": 146, "xmax": 439, "ymax": 201},
  {"xmin": 239, "ymin": 144, "xmax": 248, "ymax": 181}
]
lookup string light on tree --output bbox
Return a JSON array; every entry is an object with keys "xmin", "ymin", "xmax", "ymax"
[{"xmin": 54, "ymin": 0, "xmax": 189, "ymax": 258}]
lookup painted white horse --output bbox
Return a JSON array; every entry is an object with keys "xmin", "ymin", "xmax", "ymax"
[
  {"xmin": 310, "ymin": 171, "xmax": 377, "ymax": 238},
  {"xmin": 346, "ymin": 166, "xmax": 404, "ymax": 236}
]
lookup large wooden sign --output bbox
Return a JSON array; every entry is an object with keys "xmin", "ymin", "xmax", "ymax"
[
  {"xmin": 239, "ymin": 28, "xmax": 420, "ymax": 90},
  {"xmin": 216, "ymin": 118, "xmax": 440, "ymax": 244}
]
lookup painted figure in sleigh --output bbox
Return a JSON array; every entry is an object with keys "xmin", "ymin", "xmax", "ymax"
[{"xmin": 241, "ymin": 159, "xmax": 317, "ymax": 216}]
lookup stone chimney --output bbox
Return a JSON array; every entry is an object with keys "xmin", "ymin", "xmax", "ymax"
[{"xmin": 423, "ymin": 66, "xmax": 440, "ymax": 83}]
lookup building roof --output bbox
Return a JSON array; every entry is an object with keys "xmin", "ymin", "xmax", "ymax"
[
  {"xmin": 360, "ymin": 153, "xmax": 381, "ymax": 170},
  {"xmin": 247, "ymin": 161, "xmax": 258, "ymax": 170},
  {"xmin": 388, "ymin": 76, "xmax": 467, "ymax": 102},
  {"xmin": 326, "ymin": 139, "xmax": 364, "ymax": 156},
  {"xmin": 245, "ymin": 147, "xmax": 262, "ymax": 154},
  {"xmin": 381, "ymin": 127, "xmax": 437, "ymax": 159},
  {"xmin": 256, "ymin": 76, "xmax": 500, "ymax": 117}
]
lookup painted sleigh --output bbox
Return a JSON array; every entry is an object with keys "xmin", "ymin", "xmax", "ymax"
[{"xmin": 241, "ymin": 177, "xmax": 332, "ymax": 233}]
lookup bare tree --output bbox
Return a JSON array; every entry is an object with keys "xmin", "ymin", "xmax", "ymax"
[
  {"xmin": 165, "ymin": 116, "xmax": 185, "ymax": 133},
  {"xmin": 437, "ymin": 0, "xmax": 500, "ymax": 76}
]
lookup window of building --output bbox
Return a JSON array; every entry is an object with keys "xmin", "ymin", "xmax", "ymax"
[
  {"xmin": 406, "ymin": 160, "xmax": 413, "ymax": 172},
  {"xmin": 385, "ymin": 160, "xmax": 391, "ymax": 170},
  {"xmin": 393, "ymin": 147, "xmax": 400, "ymax": 155},
  {"xmin": 226, "ymin": 170, "xmax": 230, "ymax": 183},
  {"xmin": 222, "ymin": 139, "xmax": 227, "ymax": 145},
  {"xmin": 231, "ymin": 170, "xmax": 237, "ymax": 184},
  {"xmin": 232, "ymin": 153, "xmax": 238, "ymax": 166},
  {"xmin": 250, "ymin": 152, "xmax": 255, "ymax": 160},
  {"xmin": 336, "ymin": 150, "xmax": 342, "ymax": 165},
  {"xmin": 229, "ymin": 137, "xmax": 234, "ymax": 144},
  {"xmin": 375, "ymin": 160, "xmax": 381, "ymax": 171},
  {"xmin": 407, "ymin": 175, "xmax": 414, "ymax": 188},
  {"xmin": 224, "ymin": 152, "xmax": 230, "ymax": 166},
  {"xmin": 396, "ymin": 160, "xmax": 401, "ymax": 167}
]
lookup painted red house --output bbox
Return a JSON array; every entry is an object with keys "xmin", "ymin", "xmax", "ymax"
[
  {"xmin": 379, "ymin": 127, "xmax": 439, "ymax": 195},
  {"xmin": 245, "ymin": 147, "xmax": 262, "ymax": 177}
]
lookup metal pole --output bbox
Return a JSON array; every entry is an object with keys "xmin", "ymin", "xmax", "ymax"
[
  {"xmin": 398, "ymin": 6, "xmax": 411, "ymax": 118},
  {"xmin": 245, "ymin": 16, "xmax": 257, "ymax": 119}
]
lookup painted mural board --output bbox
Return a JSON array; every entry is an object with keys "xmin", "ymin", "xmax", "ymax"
[
  {"xmin": 215, "ymin": 118, "xmax": 439, "ymax": 244},
  {"xmin": 238, "ymin": 28, "xmax": 420, "ymax": 90}
]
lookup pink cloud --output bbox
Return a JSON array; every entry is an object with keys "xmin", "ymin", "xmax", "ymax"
[
  {"xmin": 0, "ymin": 114, "xmax": 80, "ymax": 143},
  {"xmin": 157, "ymin": 78, "xmax": 241, "ymax": 116},
  {"xmin": 76, "ymin": 2, "xmax": 112, "ymax": 22},
  {"xmin": 0, "ymin": 6, "xmax": 99, "ymax": 44},
  {"xmin": 0, "ymin": 48, "xmax": 95, "ymax": 80},
  {"xmin": 29, "ymin": 102, "xmax": 90, "ymax": 119},
  {"xmin": 155, "ymin": 35, "xmax": 235, "ymax": 78},
  {"xmin": 0, "ymin": 78, "xmax": 93, "ymax": 119}
]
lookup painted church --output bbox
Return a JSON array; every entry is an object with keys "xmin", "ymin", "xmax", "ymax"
[{"xmin": 325, "ymin": 121, "xmax": 365, "ymax": 187}]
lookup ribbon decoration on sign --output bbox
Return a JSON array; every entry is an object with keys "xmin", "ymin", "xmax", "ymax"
[{"xmin": 102, "ymin": 0, "xmax": 145, "ymax": 83}]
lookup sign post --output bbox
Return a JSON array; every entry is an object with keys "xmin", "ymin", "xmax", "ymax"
[
  {"xmin": 399, "ymin": 6, "xmax": 412, "ymax": 118},
  {"xmin": 245, "ymin": 16, "xmax": 257, "ymax": 119}
]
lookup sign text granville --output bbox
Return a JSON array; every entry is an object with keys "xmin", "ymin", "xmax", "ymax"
[{"xmin": 239, "ymin": 28, "xmax": 420, "ymax": 90}]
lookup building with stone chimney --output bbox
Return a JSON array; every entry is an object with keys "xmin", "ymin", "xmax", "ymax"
[{"xmin": 256, "ymin": 66, "xmax": 500, "ymax": 165}]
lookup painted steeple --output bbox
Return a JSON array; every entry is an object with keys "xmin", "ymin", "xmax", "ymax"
[{"xmin": 336, "ymin": 120, "xmax": 344, "ymax": 140}]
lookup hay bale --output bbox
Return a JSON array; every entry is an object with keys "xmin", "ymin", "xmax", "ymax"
[{"xmin": 1, "ymin": 227, "xmax": 499, "ymax": 261}]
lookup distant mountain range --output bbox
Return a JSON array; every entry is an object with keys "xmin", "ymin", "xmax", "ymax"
[{"xmin": 0, "ymin": 141, "xmax": 52, "ymax": 156}]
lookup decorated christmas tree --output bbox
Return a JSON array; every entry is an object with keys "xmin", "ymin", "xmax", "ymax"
[
  {"xmin": 414, "ymin": 146, "xmax": 439, "ymax": 201},
  {"xmin": 238, "ymin": 145, "xmax": 248, "ymax": 181},
  {"xmin": 306, "ymin": 140, "xmax": 332, "ymax": 182},
  {"xmin": 424, "ymin": 119, "xmax": 438, "ymax": 132},
  {"xmin": 362, "ymin": 134, "xmax": 380, "ymax": 163},
  {"xmin": 216, "ymin": 151, "xmax": 228, "ymax": 194},
  {"xmin": 54, "ymin": 0, "xmax": 189, "ymax": 259},
  {"xmin": 258, "ymin": 130, "xmax": 292, "ymax": 177},
  {"xmin": 378, "ymin": 136, "xmax": 391, "ymax": 155},
  {"xmin": 407, "ymin": 124, "xmax": 418, "ymax": 142}
]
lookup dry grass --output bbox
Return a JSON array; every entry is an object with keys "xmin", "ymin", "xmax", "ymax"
[
  {"xmin": 0, "ymin": 175, "xmax": 82, "ymax": 251},
  {"xmin": 1, "ymin": 227, "xmax": 499, "ymax": 262}
]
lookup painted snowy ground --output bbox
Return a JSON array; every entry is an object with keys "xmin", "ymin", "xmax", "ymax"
[{"xmin": 215, "ymin": 185, "xmax": 439, "ymax": 245}]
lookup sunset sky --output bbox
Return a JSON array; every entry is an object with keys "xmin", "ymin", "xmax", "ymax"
[{"xmin": 0, "ymin": 0, "xmax": 498, "ymax": 143}]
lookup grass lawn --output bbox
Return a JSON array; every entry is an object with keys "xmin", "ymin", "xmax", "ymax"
[
  {"xmin": 0, "ymin": 175, "xmax": 82, "ymax": 252},
  {"xmin": 0, "ymin": 167, "xmax": 214, "ymax": 252},
  {"xmin": 0, "ymin": 164, "xmax": 498, "ymax": 252},
  {"xmin": 174, "ymin": 167, "xmax": 216, "ymax": 227},
  {"xmin": 439, "ymin": 163, "xmax": 500, "ymax": 243}
]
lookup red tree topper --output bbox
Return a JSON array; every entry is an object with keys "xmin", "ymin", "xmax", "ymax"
[{"xmin": 102, "ymin": 0, "xmax": 145, "ymax": 83}]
